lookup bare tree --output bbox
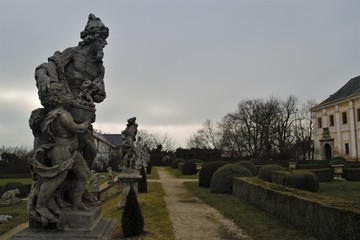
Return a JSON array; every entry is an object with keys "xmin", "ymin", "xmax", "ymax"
[
  {"xmin": 295, "ymin": 99, "xmax": 317, "ymax": 160},
  {"xmin": 186, "ymin": 132, "xmax": 207, "ymax": 149},
  {"xmin": 150, "ymin": 132, "xmax": 176, "ymax": 151},
  {"xmin": 273, "ymin": 95, "xmax": 298, "ymax": 160}
]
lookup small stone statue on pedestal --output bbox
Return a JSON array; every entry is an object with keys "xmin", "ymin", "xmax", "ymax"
[{"xmin": 116, "ymin": 118, "xmax": 142, "ymax": 208}]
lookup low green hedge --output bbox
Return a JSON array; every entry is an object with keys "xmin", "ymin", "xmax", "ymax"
[
  {"xmin": 343, "ymin": 168, "xmax": 360, "ymax": 181},
  {"xmin": 198, "ymin": 161, "xmax": 226, "ymax": 188},
  {"xmin": 233, "ymin": 177, "xmax": 360, "ymax": 240},
  {"xmin": 309, "ymin": 168, "xmax": 333, "ymax": 182},
  {"xmin": 258, "ymin": 164, "xmax": 286, "ymax": 182},
  {"xmin": 210, "ymin": 164, "xmax": 252, "ymax": 193},
  {"xmin": 272, "ymin": 170, "xmax": 320, "ymax": 192}
]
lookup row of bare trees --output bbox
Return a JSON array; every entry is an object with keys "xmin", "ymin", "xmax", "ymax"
[{"xmin": 187, "ymin": 96, "xmax": 316, "ymax": 161}]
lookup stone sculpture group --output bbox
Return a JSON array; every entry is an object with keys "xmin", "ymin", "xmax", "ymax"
[{"xmin": 28, "ymin": 13, "xmax": 108, "ymax": 230}]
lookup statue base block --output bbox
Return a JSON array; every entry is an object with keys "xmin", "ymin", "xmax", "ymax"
[
  {"xmin": 29, "ymin": 206, "xmax": 101, "ymax": 230},
  {"xmin": 9, "ymin": 218, "xmax": 116, "ymax": 240}
]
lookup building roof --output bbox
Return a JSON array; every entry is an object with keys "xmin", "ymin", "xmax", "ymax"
[
  {"xmin": 315, "ymin": 75, "xmax": 360, "ymax": 109},
  {"xmin": 101, "ymin": 134, "xmax": 123, "ymax": 147}
]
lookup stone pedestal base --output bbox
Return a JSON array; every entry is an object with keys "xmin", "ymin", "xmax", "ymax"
[
  {"xmin": 29, "ymin": 206, "xmax": 101, "ymax": 230},
  {"xmin": 9, "ymin": 218, "xmax": 116, "ymax": 240},
  {"xmin": 116, "ymin": 169, "xmax": 141, "ymax": 208},
  {"xmin": 11, "ymin": 206, "xmax": 116, "ymax": 239}
]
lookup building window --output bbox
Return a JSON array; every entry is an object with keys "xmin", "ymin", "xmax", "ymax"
[
  {"xmin": 357, "ymin": 108, "xmax": 360, "ymax": 122},
  {"xmin": 345, "ymin": 143, "xmax": 350, "ymax": 155},
  {"xmin": 329, "ymin": 115, "xmax": 334, "ymax": 126},
  {"xmin": 342, "ymin": 112, "xmax": 347, "ymax": 125},
  {"xmin": 317, "ymin": 117, "xmax": 322, "ymax": 128}
]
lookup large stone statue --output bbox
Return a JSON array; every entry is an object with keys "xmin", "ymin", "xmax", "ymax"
[{"xmin": 27, "ymin": 14, "xmax": 108, "ymax": 230}]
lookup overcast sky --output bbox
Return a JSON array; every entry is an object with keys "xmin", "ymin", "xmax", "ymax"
[{"xmin": 0, "ymin": 0, "xmax": 359, "ymax": 149}]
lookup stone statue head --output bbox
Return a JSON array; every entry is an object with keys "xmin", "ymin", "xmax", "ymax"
[{"xmin": 80, "ymin": 14, "xmax": 109, "ymax": 46}]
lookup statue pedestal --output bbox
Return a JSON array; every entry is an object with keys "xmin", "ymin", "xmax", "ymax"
[
  {"xmin": 10, "ymin": 207, "xmax": 115, "ymax": 239},
  {"xmin": 116, "ymin": 169, "xmax": 141, "ymax": 208}
]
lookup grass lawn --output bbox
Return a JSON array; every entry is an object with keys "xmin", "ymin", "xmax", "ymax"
[
  {"xmin": 0, "ymin": 200, "xmax": 28, "ymax": 236},
  {"xmin": 0, "ymin": 178, "xmax": 33, "ymax": 186},
  {"xmin": 319, "ymin": 181, "xmax": 360, "ymax": 203},
  {"xmin": 146, "ymin": 166, "xmax": 159, "ymax": 179},
  {"xmin": 184, "ymin": 181, "xmax": 316, "ymax": 240},
  {"xmin": 165, "ymin": 167, "xmax": 198, "ymax": 179},
  {"xmin": 102, "ymin": 182, "xmax": 174, "ymax": 240}
]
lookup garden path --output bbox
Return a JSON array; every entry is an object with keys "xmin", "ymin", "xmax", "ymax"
[{"xmin": 157, "ymin": 167, "xmax": 252, "ymax": 240}]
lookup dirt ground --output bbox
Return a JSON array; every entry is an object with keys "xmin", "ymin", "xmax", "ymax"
[{"xmin": 157, "ymin": 167, "xmax": 252, "ymax": 240}]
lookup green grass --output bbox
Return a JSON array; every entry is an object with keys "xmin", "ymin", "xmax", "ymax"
[
  {"xmin": 146, "ymin": 166, "xmax": 159, "ymax": 179},
  {"xmin": 184, "ymin": 181, "xmax": 316, "ymax": 240},
  {"xmin": 0, "ymin": 178, "xmax": 33, "ymax": 185},
  {"xmin": 0, "ymin": 200, "xmax": 28, "ymax": 235},
  {"xmin": 165, "ymin": 167, "xmax": 198, "ymax": 179},
  {"xmin": 319, "ymin": 181, "xmax": 360, "ymax": 203},
  {"xmin": 102, "ymin": 182, "xmax": 174, "ymax": 240}
]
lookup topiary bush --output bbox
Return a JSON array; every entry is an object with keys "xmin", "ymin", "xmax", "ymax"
[
  {"xmin": 283, "ymin": 170, "xmax": 320, "ymax": 192},
  {"xmin": 198, "ymin": 161, "xmax": 226, "ymax": 188},
  {"xmin": 249, "ymin": 158, "xmax": 259, "ymax": 165},
  {"xmin": 236, "ymin": 161, "xmax": 257, "ymax": 176},
  {"xmin": 121, "ymin": 185, "xmax": 144, "ymax": 238},
  {"xmin": 170, "ymin": 158, "xmax": 185, "ymax": 169},
  {"xmin": 0, "ymin": 182, "xmax": 28, "ymax": 198},
  {"xmin": 182, "ymin": 160, "xmax": 197, "ymax": 175},
  {"xmin": 210, "ymin": 164, "xmax": 252, "ymax": 193},
  {"xmin": 138, "ymin": 165, "xmax": 147, "ymax": 193},
  {"xmin": 258, "ymin": 164, "xmax": 286, "ymax": 182}
]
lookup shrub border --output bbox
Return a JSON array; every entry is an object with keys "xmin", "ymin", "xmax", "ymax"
[{"xmin": 233, "ymin": 177, "xmax": 360, "ymax": 240}]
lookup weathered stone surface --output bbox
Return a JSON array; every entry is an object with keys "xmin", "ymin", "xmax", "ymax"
[
  {"xmin": 9, "ymin": 218, "xmax": 116, "ymax": 240},
  {"xmin": 24, "ymin": 13, "xmax": 113, "ymax": 233}
]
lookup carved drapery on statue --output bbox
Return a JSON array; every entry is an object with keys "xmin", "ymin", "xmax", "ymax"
[{"xmin": 28, "ymin": 14, "xmax": 108, "ymax": 230}]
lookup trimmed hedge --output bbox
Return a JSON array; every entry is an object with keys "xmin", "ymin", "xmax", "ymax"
[
  {"xmin": 198, "ymin": 161, "xmax": 226, "ymax": 188},
  {"xmin": 258, "ymin": 164, "xmax": 286, "ymax": 182},
  {"xmin": 310, "ymin": 169, "xmax": 333, "ymax": 182},
  {"xmin": 272, "ymin": 170, "xmax": 320, "ymax": 192},
  {"xmin": 297, "ymin": 164, "xmax": 329, "ymax": 170},
  {"xmin": 182, "ymin": 160, "xmax": 197, "ymax": 175},
  {"xmin": 284, "ymin": 171, "xmax": 320, "ymax": 192},
  {"xmin": 343, "ymin": 168, "xmax": 360, "ymax": 181},
  {"xmin": 121, "ymin": 186, "xmax": 144, "ymax": 237},
  {"xmin": 233, "ymin": 177, "xmax": 360, "ymax": 240},
  {"xmin": 170, "ymin": 158, "xmax": 185, "ymax": 169},
  {"xmin": 210, "ymin": 164, "xmax": 252, "ymax": 193},
  {"xmin": 236, "ymin": 161, "xmax": 257, "ymax": 176}
]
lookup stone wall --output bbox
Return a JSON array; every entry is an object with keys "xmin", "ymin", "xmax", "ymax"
[{"xmin": 233, "ymin": 177, "xmax": 360, "ymax": 240}]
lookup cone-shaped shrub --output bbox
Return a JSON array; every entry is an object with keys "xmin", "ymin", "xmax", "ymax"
[
  {"xmin": 210, "ymin": 164, "xmax": 252, "ymax": 193},
  {"xmin": 138, "ymin": 165, "xmax": 147, "ymax": 193},
  {"xmin": 146, "ymin": 161, "xmax": 152, "ymax": 174},
  {"xmin": 236, "ymin": 161, "xmax": 258, "ymax": 176},
  {"xmin": 121, "ymin": 185, "xmax": 144, "ymax": 238},
  {"xmin": 258, "ymin": 164, "xmax": 286, "ymax": 182},
  {"xmin": 198, "ymin": 161, "xmax": 226, "ymax": 188}
]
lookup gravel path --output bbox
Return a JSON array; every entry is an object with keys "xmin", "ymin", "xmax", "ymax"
[{"xmin": 157, "ymin": 167, "xmax": 252, "ymax": 240}]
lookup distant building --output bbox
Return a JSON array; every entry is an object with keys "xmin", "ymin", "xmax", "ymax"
[
  {"xmin": 311, "ymin": 76, "xmax": 360, "ymax": 161},
  {"xmin": 92, "ymin": 132, "xmax": 122, "ymax": 169}
]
